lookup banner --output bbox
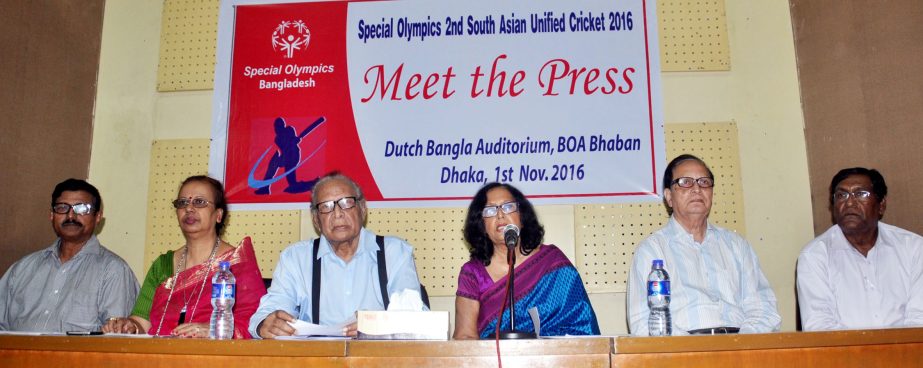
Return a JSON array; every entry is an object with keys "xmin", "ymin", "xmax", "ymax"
[{"xmin": 210, "ymin": 0, "xmax": 664, "ymax": 209}]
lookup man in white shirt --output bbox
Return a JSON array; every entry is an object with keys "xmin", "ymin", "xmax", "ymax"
[{"xmin": 797, "ymin": 168, "xmax": 923, "ymax": 331}]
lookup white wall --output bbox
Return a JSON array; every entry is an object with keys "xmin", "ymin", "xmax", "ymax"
[{"xmin": 90, "ymin": 0, "xmax": 163, "ymax": 281}]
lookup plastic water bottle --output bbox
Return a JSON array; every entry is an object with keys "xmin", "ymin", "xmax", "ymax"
[
  {"xmin": 647, "ymin": 259, "xmax": 672, "ymax": 336},
  {"xmin": 209, "ymin": 261, "xmax": 235, "ymax": 339}
]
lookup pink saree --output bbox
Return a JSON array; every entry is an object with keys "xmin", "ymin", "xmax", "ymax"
[{"xmin": 147, "ymin": 237, "xmax": 267, "ymax": 338}]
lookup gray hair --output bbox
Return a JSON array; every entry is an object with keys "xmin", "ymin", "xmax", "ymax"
[{"xmin": 310, "ymin": 173, "xmax": 365, "ymax": 211}]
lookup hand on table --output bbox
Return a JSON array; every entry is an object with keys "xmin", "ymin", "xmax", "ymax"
[
  {"xmin": 102, "ymin": 317, "xmax": 143, "ymax": 334},
  {"xmin": 258, "ymin": 310, "xmax": 296, "ymax": 338},
  {"xmin": 172, "ymin": 322, "xmax": 210, "ymax": 338}
]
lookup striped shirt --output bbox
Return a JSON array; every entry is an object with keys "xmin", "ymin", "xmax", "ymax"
[
  {"xmin": 0, "ymin": 235, "xmax": 139, "ymax": 332},
  {"xmin": 627, "ymin": 217, "xmax": 781, "ymax": 335}
]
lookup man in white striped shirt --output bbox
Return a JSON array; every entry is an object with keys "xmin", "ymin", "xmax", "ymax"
[{"xmin": 627, "ymin": 154, "xmax": 781, "ymax": 335}]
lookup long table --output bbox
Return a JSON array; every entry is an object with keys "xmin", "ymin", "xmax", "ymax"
[
  {"xmin": 611, "ymin": 328, "xmax": 923, "ymax": 367},
  {"xmin": 1, "ymin": 328, "xmax": 921, "ymax": 367}
]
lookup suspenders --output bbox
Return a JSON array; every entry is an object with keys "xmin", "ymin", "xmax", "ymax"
[
  {"xmin": 311, "ymin": 235, "xmax": 389, "ymax": 324},
  {"xmin": 375, "ymin": 236, "xmax": 390, "ymax": 308},
  {"xmin": 312, "ymin": 239, "xmax": 322, "ymax": 324}
]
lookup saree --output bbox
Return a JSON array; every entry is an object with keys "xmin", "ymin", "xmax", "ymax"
[
  {"xmin": 456, "ymin": 244, "xmax": 600, "ymax": 338},
  {"xmin": 132, "ymin": 237, "xmax": 267, "ymax": 338}
]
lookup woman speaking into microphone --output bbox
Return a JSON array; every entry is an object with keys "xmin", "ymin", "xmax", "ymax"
[{"xmin": 452, "ymin": 182, "xmax": 599, "ymax": 339}]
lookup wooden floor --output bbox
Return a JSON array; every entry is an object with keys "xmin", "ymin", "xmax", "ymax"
[{"xmin": 1, "ymin": 328, "xmax": 921, "ymax": 367}]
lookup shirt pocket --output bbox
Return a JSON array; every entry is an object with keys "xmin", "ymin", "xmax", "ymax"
[{"xmin": 62, "ymin": 288, "xmax": 102, "ymax": 331}]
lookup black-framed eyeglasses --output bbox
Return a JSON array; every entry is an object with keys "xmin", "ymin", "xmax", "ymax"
[
  {"xmin": 172, "ymin": 197, "xmax": 213, "ymax": 209},
  {"xmin": 671, "ymin": 177, "xmax": 715, "ymax": 188},
  {"xmin": 315, "ymin": 196, "xmax": 359, "ymax": 214},
  {"xmin": 833, "ymin": 190, "xmax": 873, "ymax": 203},
  {"xmin": 482, "ymin": 201, "xmax": 519, "ymax": 218},
  {"xmin": 52, "ymin": 203, "xmax": 95, "ymax": 215}
]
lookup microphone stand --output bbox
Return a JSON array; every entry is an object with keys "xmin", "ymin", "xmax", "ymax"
[{"xmin": 498, "ymin": 238, "xmax": 536, "ymax": 340}]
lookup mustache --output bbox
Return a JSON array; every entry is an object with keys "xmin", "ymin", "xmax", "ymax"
[{"xmin": 62, "ymin": 219, "xmax": 82, "ymax": 226}]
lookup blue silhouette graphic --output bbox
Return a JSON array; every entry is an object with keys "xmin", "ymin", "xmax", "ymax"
[{"xmin": 249, "ymin": 116, "xmax": 326, "ymax": 195}]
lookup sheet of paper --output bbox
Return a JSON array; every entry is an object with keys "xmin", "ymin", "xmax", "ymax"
[
  {"xmin": 274, "ymin": 335, "xmax": 351, "ymax": 341},
  {"xmin": 284, "ymin": 316, "xmax": 356, "ymax": 337}
]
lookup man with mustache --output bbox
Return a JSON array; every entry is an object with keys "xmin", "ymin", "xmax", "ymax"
[
  {"xmin": 627, "ymin": 154, "xmax": 781, "ymax": 335},
  {"xmin": 797, "ymin": 168, "xmax": 923, "ymax": 331},
  {"xmin": 0, "ymin": 179, "xmax": 138, "ymax": 332}
]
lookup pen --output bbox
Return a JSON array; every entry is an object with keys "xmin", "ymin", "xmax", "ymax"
[{"xmin": 66, "ymin": 331, "xmax": 104, "ymax": 335}]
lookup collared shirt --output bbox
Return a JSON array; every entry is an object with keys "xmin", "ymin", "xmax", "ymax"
[
  {"xmin": 627, "ymin": 217, "xmax": 781, "ymax": 335},
  {"xmin": 248, "ymin": 228, "xmax": 423, "ymax": 337},
  {"xmin": 0, "ymin": 235, "xmax": 139, "ymax": 332},
  {"xmin": 797, "ymin": 222, "xmax": 923, "ymax": 331}
]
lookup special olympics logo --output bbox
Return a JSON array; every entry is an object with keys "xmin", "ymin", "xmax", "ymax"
[{"xmin": 272, "ymin": 20, "xmax": 310, "ymax": 59}]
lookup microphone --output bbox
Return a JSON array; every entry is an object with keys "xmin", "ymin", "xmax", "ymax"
[
  {"xmin": 503, "ymin": 224, "xmax": 520, "ymax": 248},
  {"xmin": 497, "ymin": 222, "xmax": 535, "ymax": 340}
]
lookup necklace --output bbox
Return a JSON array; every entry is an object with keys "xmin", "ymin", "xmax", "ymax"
[
  {"xmin": 178, "ymin": 242, "xmax": 217, "ymax": 324},
  {"xmin": 155, "ymin": 237, "xmax": 220, "ymax": 336}
]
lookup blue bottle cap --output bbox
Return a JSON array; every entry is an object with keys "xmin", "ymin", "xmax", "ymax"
[
  {"xmin": 219, "ymin": 261, "xmax": 231, "ymax": 269},
  {"xmin": 652, "ymin": 259, "xmax": 664, "ymax": 268}
]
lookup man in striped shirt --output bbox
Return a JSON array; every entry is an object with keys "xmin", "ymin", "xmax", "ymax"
[
  {"xmin": 0, "ymin": 179, "xmax": 138, "ymax": 332},
  {"xmin": 627, "ymin": 154, "xmax": 781, "ymax": 335}
]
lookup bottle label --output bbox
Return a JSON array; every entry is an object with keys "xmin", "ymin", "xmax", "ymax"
[
  {"xmin": 647, "ymin": 280, "xmax": 670, "ymax": 296},
  {"xmin": 211, "ymin": 283, "xmax": 236, "ymax": 299}
]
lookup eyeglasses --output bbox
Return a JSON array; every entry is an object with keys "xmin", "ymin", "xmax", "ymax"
[
  {"xmin": 671, "ymin": 177, "xmax": 714, "ymax": 188},
  {"xmin": 833, "ymin": 190, "xmax": 873, "ymax": 202},
  {"xmin": 315, "ymin": 196, "xmax": 359, "ymax": 214},
  {"xmin": 482, "ymin": 201, "xmax": 519, "ymax": 218},
  {"xmin": 52, "ymin": 203, "xmax": 95, "ymax": 215},
  {"xmin": 172, "ymin": 197, "xmax": 213, "ymax": 209}
]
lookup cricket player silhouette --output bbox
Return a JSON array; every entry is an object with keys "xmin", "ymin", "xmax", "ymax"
[{"xmin": 254, "ymin": 116, "xmax": 325, "ymax": 195}]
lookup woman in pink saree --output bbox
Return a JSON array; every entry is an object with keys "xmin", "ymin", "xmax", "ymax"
[{"xmin": 104, "ymin": 176, "xmax": 266, "ymax": 338}]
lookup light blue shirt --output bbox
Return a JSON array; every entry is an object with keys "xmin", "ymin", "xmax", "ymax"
[
  {"xmin": 627, "ymin": 217, "xmax": 781, "ymax": 335},
  {"xmin": 248, "ymin": 228, "xmax": 422, "ymax": 337}
]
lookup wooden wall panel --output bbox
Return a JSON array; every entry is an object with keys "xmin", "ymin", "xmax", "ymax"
[
  {"xmin": 0, "ymin": 1, "xmax": 105, "ymax": 275},
  {"xmin": 791, "ymin": 0, "xmax": 923, "ymax": 235}
]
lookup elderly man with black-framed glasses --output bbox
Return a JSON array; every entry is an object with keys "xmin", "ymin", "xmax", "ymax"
[
  {"xmin": 250, "ymin": 173, "xmax": 425, "ymax": 339},
  {"xmin": 0, "ymin": 179, "xmax": 138, "ymax": 332},
  {"xmin": 627, "ymin": 154, "xmax": 781, "ymax": 336},
  {"xmin": 797, "ymin": 167, "xmax": 923, "ymax": 331}
]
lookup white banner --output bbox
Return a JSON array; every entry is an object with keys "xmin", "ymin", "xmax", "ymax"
[{"xmin": 211, "ymin": 0, "xmax": 664, "ymax": 209}]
